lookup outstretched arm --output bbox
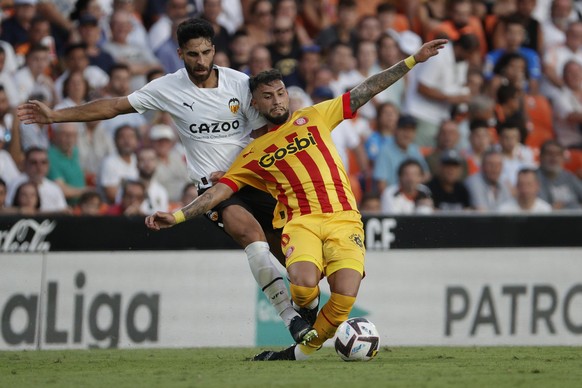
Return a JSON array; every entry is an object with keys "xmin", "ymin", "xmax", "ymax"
[
  {"xmin": 17, "ymin": 96, "xmax": 136, "ymax": 125},
  {"xmin": 145, "ymin": 182, "xmax": 235, "ymax": 230},
  {"xmin": 350, "ymin": 39, "xmax": 448, "ymax": 113}
]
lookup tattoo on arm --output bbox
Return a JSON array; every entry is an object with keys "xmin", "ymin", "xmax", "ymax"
[
  {"xmin": 182, "ymin": 191, "xmax": 214, "ymax": 220},
  {"xmin": 350, "ymin": 61, "xmax": 410, "ymax": 112}
]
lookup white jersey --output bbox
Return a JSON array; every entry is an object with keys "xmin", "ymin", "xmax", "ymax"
[{"xmin": 127, "ymin": 66, "xmax": 266, "ymax": 186}]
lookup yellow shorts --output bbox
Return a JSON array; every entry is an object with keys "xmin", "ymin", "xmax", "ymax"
[{"xmin": 282, "ymin": 210, "xmax": 366, "ymax": 277}]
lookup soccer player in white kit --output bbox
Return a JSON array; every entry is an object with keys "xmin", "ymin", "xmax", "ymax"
[{"xmin": 17, "ymin": 18, "xmax": 316, "ymax": 345}]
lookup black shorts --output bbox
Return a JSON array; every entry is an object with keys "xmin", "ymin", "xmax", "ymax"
[{"xmin": 199, "ymin": 186, "xmax": 277, "ymax": 233}]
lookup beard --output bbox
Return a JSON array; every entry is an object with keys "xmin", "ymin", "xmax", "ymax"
[
  {"xmin": 263, "ymin": 109, "xmax": 290, "ymax": 125},
  {"xmin": 185, "ymin": 61, "xmax": 214, "ymax": 83}
]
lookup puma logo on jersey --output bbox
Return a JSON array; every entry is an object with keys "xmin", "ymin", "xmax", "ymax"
[
  {"xmin": 242, "ymin": 149, "xmax": 254, "ymax": 158},
  {"xmin": 183, "ymin": 101, "xmax": 195, "ymax": 111}
]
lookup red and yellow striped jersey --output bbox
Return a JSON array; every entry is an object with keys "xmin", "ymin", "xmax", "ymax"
[{"xmin": 219, "ymin": 93, "xmax": 359, "ymax": 228}]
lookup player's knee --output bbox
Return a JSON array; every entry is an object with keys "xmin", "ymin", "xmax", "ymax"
[
  {"xmin": 287, "ymin": 259, "xmax": 321, "ymax": 288},
  {"xmin": 290, "ymin": 283, "xmax": 319, "ymax": 308}
]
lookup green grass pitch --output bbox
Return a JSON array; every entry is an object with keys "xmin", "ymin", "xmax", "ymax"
[{"xmin": 1, "ymin": 347, "xmax": 581, "ymax": 388}]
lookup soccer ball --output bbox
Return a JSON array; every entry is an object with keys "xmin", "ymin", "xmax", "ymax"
[{"xmin": 334, "ymin": 317, "xmax": 380, "ymax": 361}]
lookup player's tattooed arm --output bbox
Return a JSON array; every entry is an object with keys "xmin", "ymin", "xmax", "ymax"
[
  {"xmin": 349, "ymin": 38, "xmax": 448, "ymax": 113},
  {"xmin": 349, "ymin": 61, "xmax": 410, "ymax": 112},
  {"xmin": 181, "ymin": 183, "xmax": 233, "ymax": 221}
]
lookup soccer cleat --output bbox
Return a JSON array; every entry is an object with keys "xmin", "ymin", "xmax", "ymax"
[
  {"xmin": 252, "ymin": 344, "xmax": 297, "ymax": 361},
  {"xmin": 288, "ymin": 316, "xmax": 318, "ymax": 345},
  {"xmin": 292, "ymin": 299, "xmax": 319, "ymax": 327}
]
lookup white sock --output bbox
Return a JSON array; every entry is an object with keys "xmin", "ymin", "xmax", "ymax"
[{"xmin": 245, "ymin": 241, "xmax": 298, "ymax": 327}]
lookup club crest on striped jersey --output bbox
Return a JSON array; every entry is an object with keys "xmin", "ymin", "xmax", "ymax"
[
  {"xmin": 258, "ymin": 132, "xmax": 317, "ymax": 168},
  {"xmin": 294, "ymin": 117, "xmax": 309, "ymax": 126},
  {"xmin": 228, "ymin": 98, "xmax": 240, "ymax": 114}
]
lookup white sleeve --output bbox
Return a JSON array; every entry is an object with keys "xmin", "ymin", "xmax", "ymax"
[{"xmin": 127, "ymin": 81, "xmax": 165, "ymax": 114}]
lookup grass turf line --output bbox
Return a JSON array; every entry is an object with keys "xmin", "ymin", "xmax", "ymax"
[{"xmin": 1, "ymin": 346, "xmax": 581, "ymax": 388}]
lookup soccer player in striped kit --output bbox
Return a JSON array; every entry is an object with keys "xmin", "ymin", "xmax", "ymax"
[{"xmin": 146, "ymin": 39, "xmax": 447, "ymax": 360}]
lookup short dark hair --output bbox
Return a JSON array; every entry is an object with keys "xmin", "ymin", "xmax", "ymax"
[
  {"xmin": 453, "ymin": 33, "xmax": 480, "ymax": 52},
  {"xmin": 493, "ymin": 52, "xmax": 529, "ymax": 78},
  {"xmin": 496, "ymin": 84, "xmax": 520, "ymax": 105},
  {"xmin": 177, "ymin": 18, "xmax": 215, "ymax": 48},
  {"xmin": 64, "ymin": 43, "xmax": 88, "ymax": 57},
  {"xmin": 397, "ymin": 159, "xmax": 423, "ymax": 177},
  {"xmin": 114, "ymin": 125, "xmax": 139, "ymax": 142},
  {"xmin": 249, "ymin": 69, "xmax": 284, "ymax": 94},
  {"xmin": 469, "ymin": 119, "xmax": 490, "ymax": 132},
  {"xmin": 25, "ymin": 146, "xmax": 47, "ymax": 161},
  {"xmin": 497, "ymin": 117, "xmax": 525, "ymax": 136},
  {"xmin": 108, "ymin": 63, "xmax": 130, "ymax": 78},
  {"xmin": 78, "ymin": 190, "xmax": 103, "ymax": 206},
  {"xmin": 540, "ymin": 140, "xmax": 563, "ymax": 155}
]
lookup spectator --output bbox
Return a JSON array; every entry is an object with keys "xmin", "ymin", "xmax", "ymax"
[
  {"xmin": 287, "ymin": 86, "xmax": 313, "ymax": 114},
  {"xmin": 359, "ymin": 191, "xmax": 382, "ymax": 214},
  {"xmin": 497, "ymin": 119, "xmax": 537, "ymax": 187},
  {"xmin": 77, "ymin": 14, "xmax": 115, "ymax": 74},
  {"xmin": 465, "ymin": 119, "xmax": 493, "ymax": 176},
  {"xmin": 102, "ymin": 10, "xmax": 160, "ymax": 91},
  {"xmin": 155, "ymin": 17, "xmax": 187, "ymax": 74},
  {"xmin": 365, "ymin": 102, "xmax": 399, "ymax": 165},
  {"xmin": 373, "ymin": 115, "xmax": 430, "ymax": 192},
  {"xmin": 54, "ymin": 43, "xmax": 109, "ymax": 102},
  {"xmin": 14, "ymin": 43, "xmax": 55, "ymax": 106},
  {"xmin": 315, "ymin": 0, "xmax": 358, "ymax": 53},
  {"xmin": 200, "ymin": 0, "xmax": 231, "ymax": 52},
  {"xmin": 282, "ymin": 45, "xmax": 322, "ymax": 95},
  {"xmin": 300, "ymin": 0, "xmax": 334, "ymax": 39},
  {"xmin": 108, "ymin": 0, "xmax": 150, "ymax": 50},
  {"xmin": 356, "ymin": 15, "xmax": 382, "ymax": 45},
  {"xmin": 105, "ymin": 179, "xmax": 146, "ymax": 216},
  {"xmin": 14, "ymin": 93, "xmax": 50, "ymax": 152},
  {"xmin": 75, "ymin": 190, "xmax": 105, "ymax": 215},
  {"xmin": 137, "ymin": 147, "xmax": 169, "ymax": 214},
  {"xmin": 427, "ymin": 0, "xmax": 488, "ymax": 58},
  {"xmin": 536, "ymin": 140, "xmax": 582, "ymax": 209},
  {"xmin": 541, "ymin": 0, "xmax": 577, "ymax": 52},
  {"xmin": 404, "ymin": 34, "xmax": 476, "ymax": 147},
  {"xmin": 6, "ymin": 147, "xmax": 68, "ymax": 212},
  {"xmin": 148, "ymin": 124, "xmax": 188, "ymax": 203},
  {"xmin": 0, "ymin": 47, "xmax": 20, "ymax": 108},
  {"xmin": 247, "ymin": 45, "xmax": 273, "ymax": 77},
  {"xmin": 0, "ymin": 28, "xmax": 19, "ymax": 76},
  {"xmin": 244, "ymin": 0, "xmax": 274, "ymax": 47},
  {"xmin": 13, "ymin": 16, "xmax": 56, "ymax": 71},
  {"xmin": 368, "ymin": 30, "xmax": 413, "ymax": 118},
  {"xmin": 99, "ymin": 64, "xmax": 148, "ymax": 139},
  {"xmin": 268, "ymin": 16, "xmax": 303, "ymax": 79},
  {"xmin": 148, "ymin": 0, "xmax": 190, "ymax": 53},
  {"xmin": 494, "ymin": 83, "xmax": 525, "ymax": 133},
  {"xmin": 47, "ymin": 122, "xmax": 87, "ymax": 205},
  {"xmin": 376, "ymin": 2, "xmax": 411, "ymax": 34},
  {"xmin": 0, "ymin": 0, "xmax": 38, "ymax": 48},
  {"xmin": 327, "ymin": 42, "xmax": 360, "ymax": 98},
  {"xmin": 552, "ymin": 60, "xmax": 582, "ymax": 148},
  {"xmin": 427, "ymin": 149, "xmax": 471, "ymax": 211},
  {"xmin": 98, "ymin": 125, "xmax": 139, "ymax": 203},
  {"xmin": 0, "ymin": 88, "xmax": 19, "ymax": 183},
  {"xmin": 498, "ymin": 168, "xmax": 553, "ymax": 213},
  {"xmin": 483, "ymin": 15, "xmax": 542, "ymax": 94},
  {"xmin": 465, "ymin": 149, "xmax": 513, "ymax": 211},
  {"xmin": 541, "ymin": 21, "xmax": 582, "ymax": 101},
  {"xmin": 505, "ymin": 0, "xmax": 545, "ymax": 54},
  {"xmin": 417, "ymin": 0, "xmax": 447, "ymax": 39},
  {"xmin": 274, "ymin": 0, "xmax": 312, "ymax": 46},
  {"xmin": 425, "ymin": 120, "xmax": 469, "ymax": 178},
  {"xmin": 381, "ymin": 159, "xmax": 434, "ymax": 214},
  {"xmin": 228, "ymin": 30, "xmax": 252, "ymax": 72},
  {"xmin": 55, "ymin": 71, "xmax": 90, "ymax": 110},
  {"xmin": 10, "ymin": 181, "xmax": 41, "ymax": 215},
  {"xmin": 77, "ymin": 118, "xmax": 116, "ymax": 187}
]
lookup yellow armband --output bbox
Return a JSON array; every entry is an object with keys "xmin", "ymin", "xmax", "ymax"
[
  {"xmin": 173, "ymin": 210, "xmax": 186, "ymax": 224},
  {"xmin": 404, "ymin": 55, "xmax": 417, "ymax": 69}
]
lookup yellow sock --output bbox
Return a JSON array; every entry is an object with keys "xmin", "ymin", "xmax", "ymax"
[
  {"xmin": 305, "ymin": 292, "xmax": 356, "ymax": 349},
  {"xmin": 289, "ymin": 283, "xmax": 319, "ymax": 308}
]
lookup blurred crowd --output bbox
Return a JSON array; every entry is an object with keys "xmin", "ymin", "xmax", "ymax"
[{"xmin": 0, "ymin": 0, "xmax": 582, "ymax": 217}]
